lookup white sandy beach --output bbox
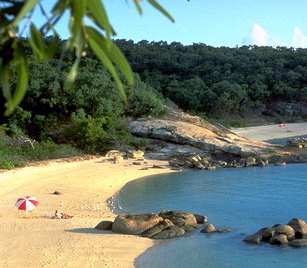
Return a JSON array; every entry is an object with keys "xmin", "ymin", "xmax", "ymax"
[
  {"xmin": 233, "ymin": 122, "xmax": 307, "ymax": 142},
  {"xmin": 0, "ymin": 158, "xmax": 173, "ymax": 268}
]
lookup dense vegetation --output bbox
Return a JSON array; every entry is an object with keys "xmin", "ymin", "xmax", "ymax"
[
  {"xmin": 2, "ymin": 39, "xmax": 307, "ymax": 168},
  {"xmin": 117, "ymin": 40, "xmax": 307, "ymax": 124}
]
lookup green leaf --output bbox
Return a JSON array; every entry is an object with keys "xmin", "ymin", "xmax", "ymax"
[
  {"xmin": 29, "ymin": 24, "xmax": 46, "ymax": 61},
  {"xmin": 147, "ymin": 0, "xmax": 174, "ymax": 22},
  {"xmin": 85, "ymin": 26, "xmax": 134, "ymax": 86},
  {"xmin": 87, "ymin": 0, "xmax": 113, "ymax": 37},
  {"xmin": 4, "ymin": 55, "xmax": 28, "ymax": 116},
  {"xmin": 132, "ymin": 0, "xmax": 143, "ymax": 15},
  {"xmin": 86, "ymin": 28, "xmax": 126, "ymax": 101},
  {"xmin": 12, "ymin": 0, "xmax": 38, "ymax": 26},
  {"xmin": 0, "ymin": 65, "xmax": 11, "ymax": 101},
  {"xmin": 64, "ymin": 57, "xmax": 80, "ymax": 90}
]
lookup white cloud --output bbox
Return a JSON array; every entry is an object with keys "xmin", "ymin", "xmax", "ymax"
[
  {"xmin": 292, "ymin": 26, "xmax": 307, "ymax": 48},
  {"xmin": 249, "ymin": 24, "xmax": 269, "ymax": 46},
  {"xmin": 243, "ymin": 23, "xmax": 283, "ymax": 47}
]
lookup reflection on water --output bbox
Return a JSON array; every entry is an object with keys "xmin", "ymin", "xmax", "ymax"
[{"xmin": 116, "ymin": 164, "xmax": 307, "ymax": 268}]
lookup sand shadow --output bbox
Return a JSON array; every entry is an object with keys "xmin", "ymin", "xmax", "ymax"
[{"xmin": 66, "ymin": 228, "xmax": 113, "ymax": 235}]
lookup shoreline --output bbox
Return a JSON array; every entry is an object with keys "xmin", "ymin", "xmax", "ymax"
[{"xmin": 0, "ymin": 157, "xmax": 175, "ymax": 268}]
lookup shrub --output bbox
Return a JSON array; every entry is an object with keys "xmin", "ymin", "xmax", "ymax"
[{"xmin": 127, "ymin": 77, "xmax": 166, "ymax": 117}]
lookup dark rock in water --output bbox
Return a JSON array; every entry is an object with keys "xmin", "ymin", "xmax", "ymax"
[
  {"xmin": 142, "ymin": 219, "xmax": 174, "ymax": 238},
  {"xmin": 273, "ymin": 224, "xmax": 295, "ymax": 240},
  {"xmin": 270, "ymin": 234, "xmax": 288, "ymax": 245},
  {"xmin": 288, "ymin": 218, "xmax": 307, "ymax": 238},
  {"xmin": 201, "ymin": 224, "xmax": 216, "ymax": 233},
  {"xmin": 289, "ymin": 239, "xmax": 307, "ymax": 247},
  {"xmin": 194, "ymin": 214, "xmax": 208, "ymax": 224},
  {"xmin": 256, "ymin": 227, "xmax": 274, "ymax": 242},
  {"xmin": 95, "ymin": 220, "xmax": 113, "ymax": 231},
  {"xmin": 243, "ymin": 234, "xmax": 262, "ymax": 244},
  {"xmin": 112, "ymin": 214, "xmax": 163, "ymax": 235},
  {"xmin": 159, "ymin": 211, "xmax": 197, "ymax": 227},
  {"xmin": 152, "ymin": 225, "xmax": 185, "ymax": 239}
]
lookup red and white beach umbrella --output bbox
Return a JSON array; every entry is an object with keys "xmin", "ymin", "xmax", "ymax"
[{"xmin": 15, "ymin": 196, "xmax": 39, "ymax": 211}]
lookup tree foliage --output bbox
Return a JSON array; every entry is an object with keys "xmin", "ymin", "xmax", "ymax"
[{"xmin": 0, "ymin": 0, "xmax": 174, "ymax": 115}]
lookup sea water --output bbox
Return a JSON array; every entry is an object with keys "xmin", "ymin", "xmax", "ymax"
[{"xmin": 115, "ymin": 164, "xmax": 307, "ymax": 268}]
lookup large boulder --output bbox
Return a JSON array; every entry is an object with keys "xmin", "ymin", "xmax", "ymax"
[
  {"xmin": 112, "ymin": 214, "xmax": 163, "ymax": 235},
  {"xmin": 289, "ymin": 239, "xmax": 307, "ymax": 248},
  {"xmin": 128, "ymin": 150, "xmax": 144, "ymax": 159},
  {"xmin": 152, "ymin": 225, "xmax": 185, "ymax": 239},
  {"xmin": 159, "ymin": 211, "xmax": 197, "ymax": 227},
  {"xmin": 256, "ymin": 227, "xmax": 274, "ymax": 242},
  {"xmin": 141, "ymin": 219, "xmax": 174, "ymax": 238},
  {"xmin": 270, "ymin": 234, "xmax": 288, "ymax": 245},
  {"xmin": 95, "ymin": 220, "xmax": 113, "ymax": 231},
  {"xmin": 288, "ymin": 218, "xmax": 307, "ymax": 238},
  {"xmin": 194, "ymin": 214, "xmax": 208, "ymax": 224},
  {"xmin": 273, "ymin": 224, "xmax": 295, "ymax": 240},
  {"xmin": 201, "ymin": 224, "xmax": 216, "ymax": 233}
]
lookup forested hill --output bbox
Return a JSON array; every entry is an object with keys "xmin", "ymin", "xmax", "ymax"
[
  {"xmin": 117, "ymin": 40, "xmax": 307, "ymax": 124},
  {"xmin": 1, "ymin": 39, "xmax": 307, "ymax": 166}
]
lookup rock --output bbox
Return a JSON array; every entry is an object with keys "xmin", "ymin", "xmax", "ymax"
[
  {"xmin": 113, "ymin": 155, "xmax": 124, "ymax": 163},
  {"xmin": 95, "ymin": 220, "xmax": 113, "ymax": 231},
  {"xmin": 243, "ymin": 234, "xmax": 262, "ymax": 244},
  {"xmin": 105, "ymin": 150, "xmax": 124, "ymax": 158},
  {"xmin": 52, "ymin": 191, "xmax": 62, "ymax": 195},
  {"xmin": 193, "ymin": 214, "xmax": 208, "ymax": 224},
  {"xmin": 257, "ymin": 159, "xmax": 268, "ymax": 167},
  {"xmin": 152, "ymin": 225, "xmax": 185, "ymax": 239},
  {"xmin": 289, "ymin": 239, "xmax": 307, "ymax": 248},
  {"xmin": 112, "ymin": 214, "xmax": 163, "ymax": 235},
  {"xmin": 256, "ymin": 227, "xmax": 274, "ymax": 242},
  {"xmin": 128, "ymin": 150, "xmax": 144, "ymax": 159},
  {"xmin": 270, "ymin": 234, "xmax": 288, "ymax": 245},
  {"xmin": 142, "ymin": 219, "xmax": 174, "ymax": 238},
  {"xmin": 128, "ymin": 112, "xmax": 270, "ymax": 161},
  {"xmin": 273, "ymin": 224, "xmax": 295, "ymax": 240},
  {"xmin": 132, "ymin": 161, "xmax": 142, "ymax": 165},
  {"xmin": 246, "ymin": 157, "xmax": 257, "ymax": 166},
  {"xmin": 159, "ymin": 211, "xmax": 197, "ymax": 227},
  {"xmin": 183, "ymin": 225, "xmax": 198, "ymax": 232},
  {"xmin": 288, "ymin": 218, "xmax": 307, "ymax": 238},
  {"xmin": 201, "ymin": 224, "xmax": 216, "ymax": 233}
]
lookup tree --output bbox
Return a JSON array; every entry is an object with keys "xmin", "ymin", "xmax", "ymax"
[{"xmin": 0, "ymin": 0, "xmax": 175, "ymax": 115}]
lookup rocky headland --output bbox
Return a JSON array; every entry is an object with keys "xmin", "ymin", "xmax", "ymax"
[{"xmin": 128, "ymin": 109, "xmax": 307, "ymax": 170}]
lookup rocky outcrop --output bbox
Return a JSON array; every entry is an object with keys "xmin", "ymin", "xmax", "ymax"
[
  {"xmin": 244, "ymin": 218, "xmax": 307, "ymax": 247},
  {"xmin": 129, "ymin": 110, "xmax": 271, "ymax": 161},
  {"xmin": 112, "ymin": 214, "xmax": 163, "ymax": 235},
  {"xmin": 95, "ymin": 211, "xmax": 220, "ymax": 240}
]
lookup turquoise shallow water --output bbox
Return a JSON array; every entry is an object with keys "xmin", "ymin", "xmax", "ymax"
[{"xmin": 115, "ymin": 164, "xmax": 307, "ymax": 268}]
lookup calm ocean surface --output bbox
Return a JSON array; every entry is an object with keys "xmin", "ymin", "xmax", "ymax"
[{"xmin": 115, "ymin": 164, "xmax": 307, "ymax": 268}]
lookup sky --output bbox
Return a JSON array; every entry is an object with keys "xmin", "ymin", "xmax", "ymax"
[{"xmin": 33, "ymin": 0, "xmax": 307, "ymax": 48}]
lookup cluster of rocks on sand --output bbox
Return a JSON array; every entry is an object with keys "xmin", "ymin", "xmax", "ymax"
[
  {"xmin": 95, "ymin": 211, "xmax": 231, "ymax": 239},
  {"xmin": 244, "ymin": 218, "xmax": 307, "ymax": 247}
]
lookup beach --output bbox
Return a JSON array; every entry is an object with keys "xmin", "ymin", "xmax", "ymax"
[
  {"xmin": 0, "ymin": 157, "xmax": 173, "ymax": 268},
  {"xmin": 232, "ymin": 122, "xmax": 307, "ymax": 143}
]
